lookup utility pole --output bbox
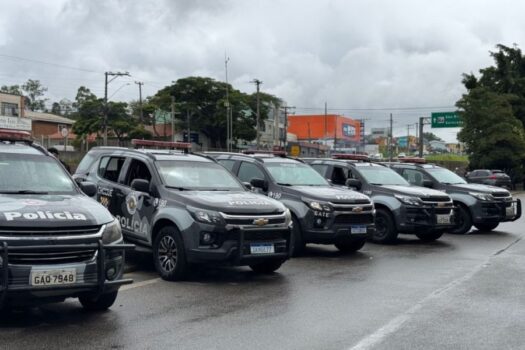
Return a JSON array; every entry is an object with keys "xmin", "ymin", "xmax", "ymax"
[
  {"xmin": 171, "ymin": 95, "xmax": 176, "ymax": 142},
  {"xmin": 104, "ymin": 71, "xmax": 130, "ymax": 146},
  {"xmin": 251, "ymin": 79, "xmax": 263, "ymax": 149},
  {"xmin": 418, "ymin": 117, "xmax": 430, "ymax": 157},
  {"xmin": 225, "ymin": 55, "xmax": 231, "ymax": 151},
  {"xmin": 186, "ymin": 109, "xmax": 191, "ymax": 145},
  {"xmin": 324, "ymin": 101, "xmax": 328, "ymax": 140},
  {"xmin": 280, "ymin": 105, "xmax": 295, "ymax": 151},
  {"xmin": 389, "ymin": 113, "xmax": 393, "ymax": 161},
  {"xmin": 406, "ymin": 124, "xmax": 414, "ymax": 153},
  {"xmin": 135, "ymin": 81, "xmax": 144, "ymax": 123}
]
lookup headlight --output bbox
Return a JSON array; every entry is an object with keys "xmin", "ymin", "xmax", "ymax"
[
  {"xmin": 302, "ymin": 198, "xmax": 333, "ymax": 212},
  {"xmin": 188, "ymin": 206, "xmax": 225, "ymax": 225},
  {"xmin": 395, "ymin": 194, "xmax": 422, "ymax": 206},
  {"xmin": 469, "ymin": 192, "xmax": 494, "ymax": 201},
  {"xmin": 102, "ymin": 219, "xmax": 123, "ymax": 244},
  {"xmin": 284, "ymin": 208, "xmax": 292, "ymax": 228}
]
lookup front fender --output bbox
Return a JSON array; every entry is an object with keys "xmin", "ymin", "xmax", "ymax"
[
  {"xmin": 280, "ymin": 199, "xmax": 310, "ymax": 220},
  {"xmin": 371, "ymin": 195, "xmax": 401, "ymax": 212},
  {"xmin": 150, "ymin": 207, "xmax": 194, "ymax": 245}
]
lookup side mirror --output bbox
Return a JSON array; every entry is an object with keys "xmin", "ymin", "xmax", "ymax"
[
  {"xmin": 250, "ymin": 178, "xmax": 268, "ymax": 191},
  {"xmin": 346, "ymin": 178, "xmax": 362, "ymax": 190},
  {"xmin": 131, "ymin": 179, "xmax": 150, "ymax": 193},
  {"xmin": 242, "ymin": 182, "xmax": 253, "ymax": 191},
  {"xmin": 422, "ymin": 179, "xmax": 433, "ymax": 188},
  {"xmin": 79, "ymin": 181, "xmax": 97, "ymax": 197}
]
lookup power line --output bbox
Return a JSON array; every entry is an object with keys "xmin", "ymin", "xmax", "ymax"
[
  {"xmin": 0, "ymin": 54, "xmax": 99, "ymax": 74},
  {"xmin": 295, "ymin": 105, "xmax": 455, "ymax": 112}
]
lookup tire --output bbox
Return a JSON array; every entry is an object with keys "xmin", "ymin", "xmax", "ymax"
[
  {"xmin": 415, "ymin": 231, "xmax": 443, "ymax": 242},
  {"xmin": 448, "ymin": 204, "xmax": 472, "ymax": 235},
  {"xmin": 334, "ymin": 238, "xmax": 366, "ymax": 253},
  {"xmin": 153, "ymin": 225, "xmax": 188, "ymax": 281},
  {"xmin": 249, "ymin": 260, "xmax": 284, "ymax": 274},
  {"xmin": 372, "ymin": 208, "xmax": 398, "ymax": 244},
  {"xmin": 474, "ymin": 222, "xmax": 499, "ymax": 232},
  {"xmin": 79, "ymin": 291, "xmax": 118, "ymax": 311},
  {"xmin": 290, "ymin": 215, "xmax": 305, "ymax": 257}
]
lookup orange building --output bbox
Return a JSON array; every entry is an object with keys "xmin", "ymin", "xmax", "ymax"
[{"xmin": 287, "ymin": 114, "xmax": 361, "ymax": 142}]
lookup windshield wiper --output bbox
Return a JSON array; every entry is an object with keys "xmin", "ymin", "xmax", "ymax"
[
  {"xmin": 165, "ymin": 185, "xmax": 193, "ymax": 191},
  {"xmin": 0, "ymin": 190, "xmax": 49, "ymax": 194},
  {"xmin": 277, "ymin": 182, "xmax": 293, "ymax": 186}
]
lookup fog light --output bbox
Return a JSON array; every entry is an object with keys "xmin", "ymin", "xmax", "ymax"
[
  {"xmin": 314, "ymin": 218, "xmax": 325, "ymax": 228},
  {"xmin": 106, "ymin": 266, "xmax": 117, "ymax": 280},
  {"xmin": 0, "ymin": 256, "xmax": 3, "ymax": 267},
  {"xmin": 200, "ymin": 232, "xmax": 216, "ymax": 246}
]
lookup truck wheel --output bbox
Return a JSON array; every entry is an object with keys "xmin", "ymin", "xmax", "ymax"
[
  {"xmin": 334, "ymin": 238, "xmax": 366, "ymax": 253},
  {"xmin": 448, "ymin": 204, "xmax": 472, "ymax": 234},
  {"xmin": 79, "ymin": 291, "xmax": 118, "ymax": 311},
  {"xmin": 153, "ymin": 226, "xmax": 188, "ymax": 281},
  {"xmin": 474, "ymin": 223, "xmax": 499, "ymax": 232},
  {"xmin": 249, "ymin": 260, "xmax": 284, "ymax": 274},
  {"xmin": 415, "ymin": 231, "xmax": 443, "ymax": 242},
  {"xmin": 372, "ymin": 208, "xmax": 398, "ymax": 244},
  {"xmin": 291, "ymin": 216, "xmax": 305, "ymax": 257}
]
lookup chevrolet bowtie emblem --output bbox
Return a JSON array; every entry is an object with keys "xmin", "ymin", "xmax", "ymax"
[
  {"xmin": 352, "ymin": 207, "xmax": 363, "ymax": 213},
  {"xmin": 253, "ymin": 218, "xmax": 269, "ymax": 226}
]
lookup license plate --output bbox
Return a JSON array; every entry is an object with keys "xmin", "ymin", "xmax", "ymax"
[
  {"xmin": 250, "ymin": 243, "xmax": 275, "ymax": 254},
  {"xmin": 30, "ymin": 269, "xmax": 76, "ymax": 286},
  {"xmin": 351, "ymin": 225, "xmax": 367, "ymax": 234},
  {"xmin": 506, "ymin": 205, "xmax": 516, "ymax": 217},
  {"xmin": 436, "ymin": 214, "xmax": 451, "ymax": 225}
]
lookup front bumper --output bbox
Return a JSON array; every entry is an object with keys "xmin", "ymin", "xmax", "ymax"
[
  {"xmin": 398, "ymin": 204, "xmax": 456, "ymax": 233},
  {"xmin": 186, "ymin": 224, "xmax": 292, "ymax": 265},
  {"xmin": 301, "ymin": 209, "xmax": 375, "ymax": 244},
  {"xmin": 472, "ymin": 198, "xmax": 522, "ymax": 224},
  {"xmin": 0, "ymin": 240, "xmax": 134, "ymax": 307}
]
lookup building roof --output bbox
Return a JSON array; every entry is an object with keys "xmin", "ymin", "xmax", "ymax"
[{"xmin": 25, "ymin": 110, "xmax": 74, "ymax": 125}]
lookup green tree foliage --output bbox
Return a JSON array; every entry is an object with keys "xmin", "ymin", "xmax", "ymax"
[
  {"xmin": 148, "ymin": 76, "xmax": 281, "ymax": 147},
  {"xmin": 51, "ymin": 102, "xmax": 61, "ymax": 115},
  {"xmin": 422, "ymin": 132, "xmax": 443, "ymax": 142},
  {"xmin": 457, "ymin": 44, "xmax": 525, "ymax": 182},
  {"xmin": 21, "ymin": 79, "xmax": 48, "ymax": 111},
  {"xmin": 0, "ymin": 85, "xmax": 22, "ymax": 95}
]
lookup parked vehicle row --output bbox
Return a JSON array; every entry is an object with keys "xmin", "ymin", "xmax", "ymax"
[{"xmin": 0, "ymin": 132, "xmax": 521, "ymax": 312}]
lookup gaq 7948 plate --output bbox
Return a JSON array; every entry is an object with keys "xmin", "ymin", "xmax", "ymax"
[{"xmin": 30, "ymin": 269, "xmax": 76, "ymax": 286}]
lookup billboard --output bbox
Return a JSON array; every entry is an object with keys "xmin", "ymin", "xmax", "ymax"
[
  {"xmin": 287, "ymin": 114, "xmax": 361, "ymax": 142},
  {"xmin": 371, "ymin": 128, "xmax": 389, "ymax": 138},
  {"xmin": 342, "ymin": 123, "xmax": 356, "ymax": 137}
]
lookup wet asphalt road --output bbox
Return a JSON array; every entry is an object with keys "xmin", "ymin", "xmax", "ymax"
[{"xmin": 2, "ymin": 194, "xmax": 525, "ymax": 350}]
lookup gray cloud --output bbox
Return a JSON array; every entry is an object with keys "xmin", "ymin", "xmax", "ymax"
[{"xmin": 1, "ymin": 0, "xmax": 524, "ymax": 141}]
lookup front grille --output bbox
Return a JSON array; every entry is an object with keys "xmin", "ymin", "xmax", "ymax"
[
  {"xmin": 334, "ymin": 214, "xmax": 374, "ymax": 225},
  {"xmin": 331, "ymin": 204, "xmax": 374, "ymax": 212},
  {"xmin": 492, "ymin": 192, "xmax": 510, "ymax": 198},
  {"xmin": 224, "ymin": 217, "xmax": 286, "ymax": 226},
  {"xmin": 0, "ymin": 226, "xmax": 101, "ymax": 238},
  {"xmin": 331, "ymin": 199, "xmax": 371, "ymax": 205},
  {"xmin": 421, "ymin": 196, "xmax": 450, "ymax": 203},
  {"xmin": 7, "ymin": 247, "xmax": 97, "ymax": 265}
]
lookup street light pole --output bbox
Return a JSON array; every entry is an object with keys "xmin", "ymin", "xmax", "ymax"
[
  {"xmin": 225, "ymin": 55, "xmax": 231, "ymax": 151},
  {"xmin": 104, "ymin": 71, "xmax": 130, "ymax": 146},
  {"xmin": 251, "ymin": 79, "xmax": 262, "ymax": 149},
  {"xmin": 135, "ymin": 81, "xmax": 144, "ymax": 123},
  {"xmin": 280, "ymin": 105, "xmax": 295, "ymax": 151}
]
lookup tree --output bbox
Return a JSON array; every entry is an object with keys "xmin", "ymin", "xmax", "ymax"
[
  {"xmin": 0, "ymin": 85, "xmax": 22, "ymax": 95},
  {"xmin": 21, "ymin": 79, "xmax": 48, "ymax": 111},
  {"xmin": 422, "ymin": 132, "xmax": 443, "ymax": 142},
  {"xmin": 51, "ymin": 102, "xmax": 61, "ymax": 115}
]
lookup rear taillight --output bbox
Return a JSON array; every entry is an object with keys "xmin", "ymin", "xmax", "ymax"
[{"xmin": 489, "ymin": 175, "xmax": 497, "ymax": 179}]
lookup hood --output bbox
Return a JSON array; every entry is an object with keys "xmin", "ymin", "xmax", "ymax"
[
  {"xmin": 0, "ymin": 194, "xmax": 113, "ymax": 228},
  {"xmin": 175, "ymin": 191, "xmax": 285, "ymax": 214},
  {"xmin": 285, "ymin": 186, "xmax": 371, "ymax": 203},
  {"xmin": 446, "ymin": 183, "xmax": 510, "ymax": 195},
  {"xmin": 379, "ymin": 185, "xmax": 450, "ymax": 199}
]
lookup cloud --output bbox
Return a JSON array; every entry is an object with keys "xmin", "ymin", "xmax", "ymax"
[{"xmin": 1, "ymin": 0, "xmax": 525, "ymax": 141}]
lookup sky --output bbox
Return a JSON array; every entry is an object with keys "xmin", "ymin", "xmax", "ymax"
[{"xmin": 1, "ymin": 0, "xmax": 524, "ymax": 142}]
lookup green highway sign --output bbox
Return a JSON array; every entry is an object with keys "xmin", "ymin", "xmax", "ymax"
[{"xmin": 431, "ymin": 112, "xmax": 462, "ymax": 128}]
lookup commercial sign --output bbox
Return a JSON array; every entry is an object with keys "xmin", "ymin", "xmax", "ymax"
[
  {"xmin": 290, "ymin": 145, "xmax": 300, "ymax": 157},
  {"xmin": 342, "ymin": 124, "xmax": 356, "ymax": 137},
  {"xmin": 431, "ymin": 112, "xmax": 462, "ymax": 128},
  {"xmin": 0, "ymin": 116, "xmax": 32, "ymax": 131},
  {"xmin": 371, "ymin": 127, "xmax": 389, "ymax": 138}
]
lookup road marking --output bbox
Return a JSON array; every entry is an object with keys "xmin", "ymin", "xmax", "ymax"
[
  {"xmin": 347, "ymin": 259, "xmax": 491, "ymax": 350},
  {"xmin": 121, "ymin": 278, "xmax": 162, "ymax": 291}
]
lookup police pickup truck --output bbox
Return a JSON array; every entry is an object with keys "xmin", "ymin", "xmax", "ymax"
[
  {"xmin": 0, "ymin": 130, "xmax": 133, "ymax": 311},
  {"xmin": 210, "ymin": 152, "xmax": 375, "ymax": 256},
  {"xmin": 306, "ymin": 155, "xmax": 456, "ymax": 244},
  {"xmin": 389, "ymin": 161, "xmax": 521, "ymax": 234},
  {"xmin": 74, "ymin": 140, "xmax": 292, "ymax": 280}
]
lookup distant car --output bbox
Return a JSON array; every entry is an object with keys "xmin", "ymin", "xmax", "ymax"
[
  {"xmin": 397, "ymin": 153, "xmax": 406, "ymax": 158},
  {"xmin": 465, "ymin": 169, "xmax": 512, "ymax": 189}
]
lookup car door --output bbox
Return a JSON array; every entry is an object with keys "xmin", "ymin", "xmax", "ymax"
[
  {"xmin": 96, "ymin": 155, "xmax": 128, "ymax": 218},
  {"xmin": 118, "ymin": 158, "xmax": 157, "ymax": 241}
]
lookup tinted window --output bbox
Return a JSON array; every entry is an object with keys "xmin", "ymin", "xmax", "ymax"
[
  {"xmin": 98, "ymin": 156, "xmax": 126, "ymax": 182},
  {"xmin": 0, "ymin": 154, "xmax": 75, "ymax": 193},
  {"xmin": 238, "ymin": 162, "xmax": 265, "ymax": 183},
  {"xmin": 331, "ymin": 166, "xmax": 348, "ymax": 186},
  {"xmin": 124, "ymin": 159, "xmax": 152, "ymax": 186},
  {"xmin": 310, "ymin": 164, "xmax": 328, "ymax": 177},
  {"xmin": 218, "ymin": 159, "xmax": 236, "ymax": 172}
]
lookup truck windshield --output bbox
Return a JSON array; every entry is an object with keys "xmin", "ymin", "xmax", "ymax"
[
  {"xmin": 157, "ymin": 160, "xmax": 243, "ymax": 191},
  {"xmin": 357, "ymin": 166, "xmax": 409, "ymax": 186},
  {"xmin": 0, "ymin": 154, "xmax": 76, "ymax": 194},
  {"xmin": 265, "ymin": 162, "xmax": 328, "ymax": 186},
  {"xmin": 426, "ymin": 168, "xmax": 466, "ymax": 184}
]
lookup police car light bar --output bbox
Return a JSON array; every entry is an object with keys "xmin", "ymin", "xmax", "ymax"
[
  {"xmin": 399, "ymin": 157, "xmax": 426, "ymax": 164},
  {"xmin": 0, "ymin": 129, "xmax": 33, "ymax": 143},
  {"xmin": 242, "ymin": 150, "xmax": 287, "ymax": 157},
  {"xmin": 131, "ymin": 139, "xmax": 191, "ymax": 150},
  {"xmin": 332, "ymin": 153, "xmax": 369, "ymax": 161}
]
